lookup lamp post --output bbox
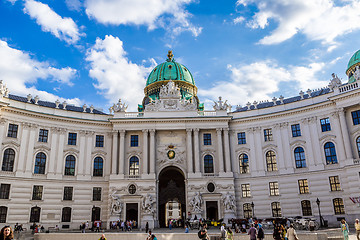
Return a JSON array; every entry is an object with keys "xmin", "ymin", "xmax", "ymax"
[
  {"xmin": 316, "ymin": 198, "xmax": 323, "ymax": 227},
  {"xmin": 251, "ymin": 202, "xmax": 255, "ymax": 218}
]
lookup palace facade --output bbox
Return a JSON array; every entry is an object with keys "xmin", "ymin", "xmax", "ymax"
[{"xmin": 0, "ymin": 51, "xmax": 360, "ymax": 229}]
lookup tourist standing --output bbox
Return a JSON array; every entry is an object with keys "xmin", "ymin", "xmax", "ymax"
[
  {"xmin": 257, "ymin": 225, "xmax": 264, "ymax": 240},
  {"xmin": 0, "ymin": 226, "xmax": 14, "ymax": 240},
  {"xmin": 248, "ymin": 224, "xmax": 257, "ymax": 240},
  {"xmin": 286, "ymin": 224, "xmax": 298, "ymax": 240},
  {"xmin": 273, "ymin": 225, "xmax": 282, "ymax": 240},
  {"xmin": 226, "ymin": 227, "xmax": 234, "ymax": 240},
  {"xmin": 220, "ymin": 224, "xmax": 226, "ymax": 240},
  {"xmin": 145, "ymin": 222, "xmax": 149, "ymax": 233},
  {"xmin": 355, "ymin": 219, "xmax": 360, "ymax": 240},
  {"xmin": 341, "ymin": 219, "xmax": 349, "ymax": 240}
]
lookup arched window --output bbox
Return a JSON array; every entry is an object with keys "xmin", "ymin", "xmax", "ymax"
[
  {"xmin": 93, "ymin": 157, "xmax": 103, "ymax": 177},
  {"xmin": 30, "ymin": 206, "xmax": 41, "ymax": 223},
  {"xmin": 324, "ymin": 142, "xmax": 337, "ymax": 165},
  {"xmin": 301, "ymin": 200, "xmax": 312, "ymax": 216},
  {"xmin": 266, "ymin": 151, "xmax": 277, "ymax": 172},
  {"xmin": 129, "ymin": 156, "xmax": 139, "ymax": 176},
  {"xmin": 204, "ymin": 155, "xmax": 214, "ymax": 173},
  {"xmin": 243, "ymin": 203, "xmax": 252, "ymax": 218},
  {"xmin": 239, "ymin": 153, "xmax": 249, "ymax": 174},
  {"xmin": 294, "ymin": 147, "xmax": 306, "ymax": 168},
  {"xmin": 356, "ymin": 136, "xmax": 360, "ymax": 158},
  {"xmin": 2, "ymin": 148, "xmax": 15, "ymax": 172},
  {"xmin": 64, "ymin": 155, "xmax": 76, "ymax": 176},
  {"xmin": 271, "ymin": 202, "xmax": 281, "ymax": 217},
  {"xmin": 34, "ymin": 152, "xmax": 46, "ymax": 174},
  {"xmin": 0, "ymin": 206, "xmax": 7, "ymax": 223},
  {"xmin": 62, "ymin": 207, "xmax": 72, "ymax": 222}
]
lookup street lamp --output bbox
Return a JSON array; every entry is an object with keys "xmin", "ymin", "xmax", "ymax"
[
  {"xmin": 316, "ymin": 198, "xmax": 324, "ymax": 227},
  {"xmin": 251, "ymin": 202, "xmax": 255, "ymax": 218}
]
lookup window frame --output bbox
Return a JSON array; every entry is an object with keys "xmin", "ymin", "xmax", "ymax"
[
  {"xmin": 266, "ymin": 151, "xmax": 278, "ymax": 172},
  {"xmin": 294, "ymin": 147, "xmax": 306, "ymax": 168},
  {"xmin": 0, "ymin": 206, "xmax": 7, "ymax": 223},
  {"xmin": 264, "ymin": 129, "xmax": 273, "ymax": 141},
  {"xmin": 63, "ymin": 186, "xmax": 73, "ymax": 201},
  {"xmin": 38, "ymin": 129, "xmax": 48, "ymax": 143},
  {"xmin": 320, "ymin": 118, "xmax": 331, "ymax": 132},
  {"xmin": 329, "ymin": 176, "xmax": 341, "ymax": 191},
  {"xmin": 241, "ymin": 184, "xmax": 251, "ymax": 198},
  {"xmin": 237, "ymin": 132, "xmax": 246, "ymax": 144},
  {"xmin": 243, "ymin": 203, "xmax": 253, "ymax": 218},
  {"xmin": 95, "ymin": 135, "xmax": 104, "ymax": 148},
  {"xmin": 271, "ymin": 202, "xmax": 282, "ymax": 217},
  {"xmin": 64, "ymin": 155, "xmax": 76, "ymax": 176},
  {"xmin": 61, "ymin": 207, "xmax": 72, "ymax": 222},
  {"xmin": 34, "ymin": 152, "xmax": 46, "ymax": 174},
  {"xmin": 269, "ymin": 182, "xmax": 279, "ymax": 196},
  {"xmin": 203, "ymin": 133, "xmax": 212, "ymax": 145},
  {"xmin": 357, "ymin": 136, "xmax": 360, "ymax": 158},
  {"xmin": 2, "ymin": 148, "xmax": 15, "ymax": 172},
  {"xmin": 93, "ymin": 187, "xmax": 102, "ymax": 201},
  {"xmin": 351, "ymin": 110, "xmax": 360, "ymax": 125},
  {"xmin": 291, "ymin": 124, "xmax": 301, "ymax": 137},
  {"xmin": 7, "ymin": 123, "xmax": 18, "ymax": 138},
  {"xmin": 130, "ymin": 135, "xmax": 139, "ymax": 147},
  {"xmin": 32, "ymin": 185, "xmax": 43, "ymax": 200},
  {"xmin": 298, "ymin": 179, "xmax": 309, "ymax": 194},
  {"xmin": 0, "ymin": 184, "xmax": 10, "ymax": 199},
  {"xmin": 68, "ymin": 132, "xmax": 77, "ymax": 145},
  {"xmin": 129, "ymin": 156, "xmax": 139, "ymax": 176},
  {"xmin": 204, "ymin": 154, "xmax": 214, "ymax": 173},
  {"xmin": 239, "ymin": 153, "xmax": 249, "ymax": 174},
  {"xmin": 333, "ymin": 198, "xmax": 345, "ymax": 215},
  {"xmin": 324, "ymin": 142, "xmax": 338, "ymax": 165},
  {"xmin": 301, "ymin": 200, "xmax": 312, "ymax": 216},
  {"xmin": 93, "ymin": 157, "xmax": 103, "ymax": 177},
  {"xmin": 30, "ymin": 206, "xmax": 41, "ymax": 223}
]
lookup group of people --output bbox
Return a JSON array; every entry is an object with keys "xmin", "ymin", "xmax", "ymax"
[
  {"xmin": 341, "ymin": 219, "xmax": 360, "ymax": 240},
  {"xmin": 109, "ymin": 219, "xmax": 137, "ymax": 231},
  {"xmin": 145, "ymin": 230, "xmax": 157, "ymax": 240}
]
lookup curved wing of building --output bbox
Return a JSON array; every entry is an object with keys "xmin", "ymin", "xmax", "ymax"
[{"xmin": 0, "ymin": 51, "xmax": 359, "ymax": 230}]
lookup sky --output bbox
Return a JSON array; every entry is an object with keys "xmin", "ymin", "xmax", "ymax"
[{"xmin": 1, "ymin": 0, "xmax": 360, "ymax": 112}]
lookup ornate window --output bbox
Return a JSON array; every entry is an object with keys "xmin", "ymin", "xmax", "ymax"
[
  {"xmin": 62, "ymin": 207, "xmax": 72, "ymax": 222},
  {"xmin": 238, "ymin": 132, "xmax": 246, "ymax": 144},
  {"xmin": 333, "ymin": 198, "xmax": 345, "ymax": 215},
  {"xmin": 0, "ymin": 184, "xmax": 10, "ymax": 199},
  {"xmin": 320, "ymin": 118, "xmax": 331, "ymax": 132},
  {"xmin": 93, "ymin": 187, "xmax": 101, "ymax": 201},
  {"xmin": 2, "ymin": 148, "xmax": 15, "ymax": 172},
  {"xmin": 129, "ymin": 156, "xmax": 139, "ymax": 176},
  {"xmin": 329, "ymin": 176, "xmax": 341, "ymax": 191},
  {"xmin": 243, "ymin": 203, "xmax": 252, "ymax": 218},
  {"xmin": 298, "ymin": 179, "xmax": 309, "ymax": 194},
  {"xmin": 294, "ymin": 147, "xmax": 306, "ymax": 168},
  {"xmin": 239, "ymin": 153, "xmax": 249, "ymax": 174},
  {"xmin": 38, "ymin": 129, "xmax": 48, "ymax": 143},
  {"xmin": 93, "ymin": 157, "xmax": 103, "ymax": 177},
  {"xmin": 130, "ymin": 135, "xmax": 139, "ymax": 147},
  {"xmin": 204, "ymin": 155, "xmax": 214, "ymax": 173},
  {"xmin": 291, "ymin": 124, "xmax": 301, "ymax": 137},
  {"xmin": 356, "ymin": 136, "xmax": 360, "ymax": 158},
  {"xmin": 301, "ymin": 200, "xmax": 312, "ymax": 216},
  {"xmin": 63, "ymin": 187, "xmax": 73, "ymax": 201},
  {"xmin": 203, "ymin": 133, "xmax": 212, "ymax": 145},
  {"xmin": 324, "ymin": 142, "xmax": 337, "ymax": 165},
  {"xmin": 32, "ymin": 185, "xmax": 43, "ymax": 200},
  {"xmin": 241, "ymin": 184, "xmax": 251, "ymax": 197},
  {"xmin": 0, "ymin": 206, "xmax": 7, "ymax": 223},
  {"xmin": 64, "ymin": 155, "xmax": 76, "ymax": 176},
  {"xmin": 264, "ymin": 129, "xmax": 273, "ymax": 141},
  {"xmin": 34, "ymin": 152, "xmax": 46, "ymax": 174},
  {"xmin": 271, "ymin": 202, "xmax": 282, "ymax": 217},
  {"xmin": 266, "ymin": 150, "xmax": 277, "ymax": 171},
  {"xmin": 7, "ymin": 123, "xmax": 18, "ymax": 138},
  {"xmin": 68, "ymin": 132, "xmax": 77, "ymax": 145},
  {"xmin": 30, "ymin": 206, "xmax": 41, "ymax": 223},
  {"xmin": 351, "ymin": 110, "xmax": 360, "ymax": 125},
  {"xmin": 95, "ymin": 135, "xmax": 104, "ymax": 147},
  {"xmin": 269, "ymin": 182, "xmax": 279, "ymax": 196},
  {"xmin": 128, "ymin": 184, "xmax": 136, "ymax": 194}
]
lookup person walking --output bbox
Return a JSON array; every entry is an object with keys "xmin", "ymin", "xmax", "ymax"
[
  {"xmin": 226, "ymin": 227, "xmax": 234, "ymax": 240},
  {"xmin": 286, "ymin": 224, "xmax": 298, "ymax": 240},
  {"xmin": 257, "ymin": 225, "xmax": 265, "ymax": 240},
  {"xmin": 355, "ymin": 219, "xmax": 360, "ymax": 240},
  {"xmin": 341, "ymin": 219, "xmax": 349, "ymax": 240},
  {"xmin": 273, "ymin": 225, "xmax": 282, "ymax": 240},
  {"xmin": 0, "ymin": 226, "xmax": 14, "ymax": 240},
  {"xmin": 248, "ymin": 224, "xmax": 257, "ymax": 240},
  {"xmin": 220, "ymin": 224, "xmax": 226, "ymax": 240}
]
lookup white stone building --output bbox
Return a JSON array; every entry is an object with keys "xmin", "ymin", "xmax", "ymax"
[{"xmin": 0, "ymin": 51, "xmax": 360, "ymax": 229}]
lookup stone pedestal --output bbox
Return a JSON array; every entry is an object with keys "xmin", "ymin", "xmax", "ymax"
[{"xmin": 141, "ymin": 213, "xmax": 155, "ymax": 230}]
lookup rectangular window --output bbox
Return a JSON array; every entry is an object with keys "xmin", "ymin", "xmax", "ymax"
[
  {"xmin": 130, "ymin": 135, "xmax": 139, "ymax": 147},
  {"xmin": 0, "ymin": 184, "xmax": 10, "ymax": 199},
  {"xmin": 7, "ymin": 123, "xmax": 18, "ymax": 138},
  {"xmin": 93, "ymin": 187, "xmax": 102, "ymax": 201},
  {"xmin": 320, "ymin": 118, "xmax": 331, "ymax": 132},
  {"xmin": 264, "ymin": 129, "xmax": 273, "ymax": 141},
  {"xmin": 68, "ymin": 133, "xmax": 77, "ymax": 145},
  {"xmin": 333, "ymin": 198, "xmax": 345, "ymax": 215},
  {"xmin": 63, "ymin": 187, "xmax": 73, "ymax": 201},
  {"xmin": 241, "ymin": 184, "xmax": 251, "ymax": 198},
  {"xmin": 95, "ymin": 135, "xmax": 104, "ymax": 147},
  {"xmin": 271, "ymin": 202, "xmax": 282, "ymax": 217},
  {"xmin": 269, "ymin": 182, "xmax": 279, "ymax": 196},
  {"xmin": 32, "ymin": 185, "xmax": 43, "ymax": 200},
  {"xmin": 203, "ymin": 133, "xmax": 212, "ymax": 145},
  {"xmin": 237, "ymin": 132, "xmax": 246, "ymax": 144},
  {"xmin": 0, "ymin": 207, "xmax": 7, "ymax": 223},
  {"xmin": 352, "ymin": 110, "xmax": 360, "ymax": 125},
  {"xmin": 329, "ymin": 176, "xmax": 341, "ymax": 191},
  {"xmin": 38, "ymin": 129, "xmax": 48, "ymax": 143},
  {"xmin": 298, "ymin": 179, "xmax": 309, "ymax": 194},
  {"xmin": 291, "ymin": 124, "xmax": 301, "ymax": 137}
]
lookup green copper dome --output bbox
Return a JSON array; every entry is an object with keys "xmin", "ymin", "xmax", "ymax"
[
  {"xmin": 146, "ymin": 53, "xmax": 195, "ymax": 86},
  {"xmin": 346, "ymin": 50, "xmax": 360, "ymax": 83}
]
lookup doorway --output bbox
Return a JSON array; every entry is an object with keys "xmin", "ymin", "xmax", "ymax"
[
  {"xmin": 158, "ymin": 166, "xmax": 185, "ymax": 227},
  {"xmin": 206, "ymin": 201, "xmax": 218, "ymax": 221},
  {"xmin": 91, "ymin": 206, "xmax": 101, "ymax": 222},
  {"xmin": 126, "ymin": 203, "xmax": 138, "ymax": 224}
]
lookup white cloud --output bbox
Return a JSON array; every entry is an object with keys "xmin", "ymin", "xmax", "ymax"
[
  {"xmin": 65, "ymin": 0, "xmax": 82, "ymax": 12},
  {"xmin": 198, "ymin": 60, "xmax": 327, "ymax": 108},
  {"xmin": 0, "ymin": 40, "xmax": 80, "ymax": 105},
  {"xmin": 84, "ymin": 0, "xmax": 202, "ymax": 37},
  {"xmin": 23, "ymin": 0, "xmax": 84, "ymax": 44},
  {"xmin": 233, "ymin": 16, "xmax": 245, "ymax": 24},
  {"xmin": 85, "ymin": 35, "xmax": 156, "ymax": 111},
  {"xmin": 236, "ymin": 0, "xmax": 360, "ymax": 46}
]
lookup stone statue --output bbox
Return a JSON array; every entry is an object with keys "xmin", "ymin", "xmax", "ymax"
[
  {"xmin": 112, "ymin": 99, "xmax": 128, "ymax": 112},
  {"xmin": 222, "ymin": 192, "xmax": 236, "ymax": 212},
  {"xmin": 189, "ymin": 192, "xmax": 203, "ymax": 213},
  {"xmin": 110, "ymin": 191, "xmax": 123, "ymax": 215},
  {"xmin": 354, "ymin": 66, "xmax": 360, "ymax": 81},
  {"xmin": 142, "ymin": 193, "xmax": 155, "ymax": 214},
  {"xmin": 213, "ymin": 96, "xmax": 231, "ymax": 111},
  {"xmin": 328, "ymin": 73, "xmax": 342, "ymax": 90}
]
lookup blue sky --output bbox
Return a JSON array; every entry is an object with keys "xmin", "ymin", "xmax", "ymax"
[{"xmin": 1, "ymin": 0, "xmax": 360, "ymax": 112}]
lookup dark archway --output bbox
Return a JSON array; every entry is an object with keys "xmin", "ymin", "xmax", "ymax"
[
  {"xmin": 158, "ymin": 166, "xmax": 186, "ymax": 228},
  {"xmin": 91, "ymin": 206, "xmax": 101, "ymax": 222},
  {"xmin": 126, "ymin": 203, "xmax": 138, "ymax": 224}
]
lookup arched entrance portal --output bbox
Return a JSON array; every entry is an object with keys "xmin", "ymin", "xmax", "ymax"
[{"xmin": 158, "ymin": 166, "xmax": 186, "ymax": 228}]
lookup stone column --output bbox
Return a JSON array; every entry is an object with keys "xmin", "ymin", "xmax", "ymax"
[
  {"xmin": 78, "ymin": 130, "xmax": 86, "ymax": 176},
  {"xmin": 280, "ymin": 123, "xmax": 293, "ymax": 170},
  {"xmin": 253, "ymin": 127, "xmax": 263, "ymax": 173},
  {"xmin": 217, "ymin": 128, "xmax": 224, "ymax": 173},
  {"xmin": 19, "ymin": 124, "xmax": 30, "ymax": 173},
  {"xmin": 186, "ymin": 129, "xmax": 193, "ymax": 174},
  {"xmin": 308, "ymin": 117, "xmax": 323, "ymax": 167},
  {"xmin": 223, "ymin": 128, "xmax": 231, "ymax": 172},
  {"xmin": 193, "ymin": 129, "xmax": 200, "ymax": 174},
  {"xmin": 302, "ymin": 118, "xmax": 316, "ymax": 167},
  {"xmin": 119, "ymin": 130, "xmax": 125, "ymax": 175},
  {"xmin": 25, "ymin": 124, "xmax": 37, "ymax": 174},
  {"xmin": 274, "ymin": 124, "xmax": 285, "ymax": 171},
  {"xmin": 85, "ymin": 131, "xmax": 94, "ymax": 176},
  {"xmin": 331, "ymin": 112, "xmax": 346, "ymax": 162},
  {"xmin": 0, "ymin": 119, "xmax": 6, "ymax": 153},
  {"xmin": 48, "ymin": 128, "xmax": 59, "ymax": 175},
  {"xmin": 149, "ymin": 129, "xmax": 156, "ymax": 174},
  {"xmin": 230, "ymin": 130, "xmax": 239, "ymax": 175},
  {"xmin": 111, "ymin": 131, "xmax": 118, "ymax": 174},
  {"xmin": 142, "ymin": 129, "xmax": 149, "ymax": 175},
  {"xmin": 248, "ymin": 128, "xmax": 257, "ymax": 173},
  {"xmin": 338, "ymin": 109, "xmax": 353, "ymax": 160}
]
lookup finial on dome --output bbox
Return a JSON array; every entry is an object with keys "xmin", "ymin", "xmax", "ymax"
[{"xmin": 167, "ymin": 50, "xmax": 174, "ymax": 61}]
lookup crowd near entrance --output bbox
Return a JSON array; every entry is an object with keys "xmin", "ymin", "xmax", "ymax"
[{"xmin": 158, "ymin": 166, "xmax": 186, "ymax": 228}]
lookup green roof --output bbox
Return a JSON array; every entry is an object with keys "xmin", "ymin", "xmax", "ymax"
[
  {"xmin": 348, "ymin": 50, "xmax": 360, "ymax": 70},
  {"xmin": 146, "ymin": 59, "xmax": 195, "ymax": 86}
]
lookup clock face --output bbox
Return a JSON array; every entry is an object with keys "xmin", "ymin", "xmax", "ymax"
[{"xmin": 167, "ymin": 150, "xmax": 175, "ymax": 159}]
